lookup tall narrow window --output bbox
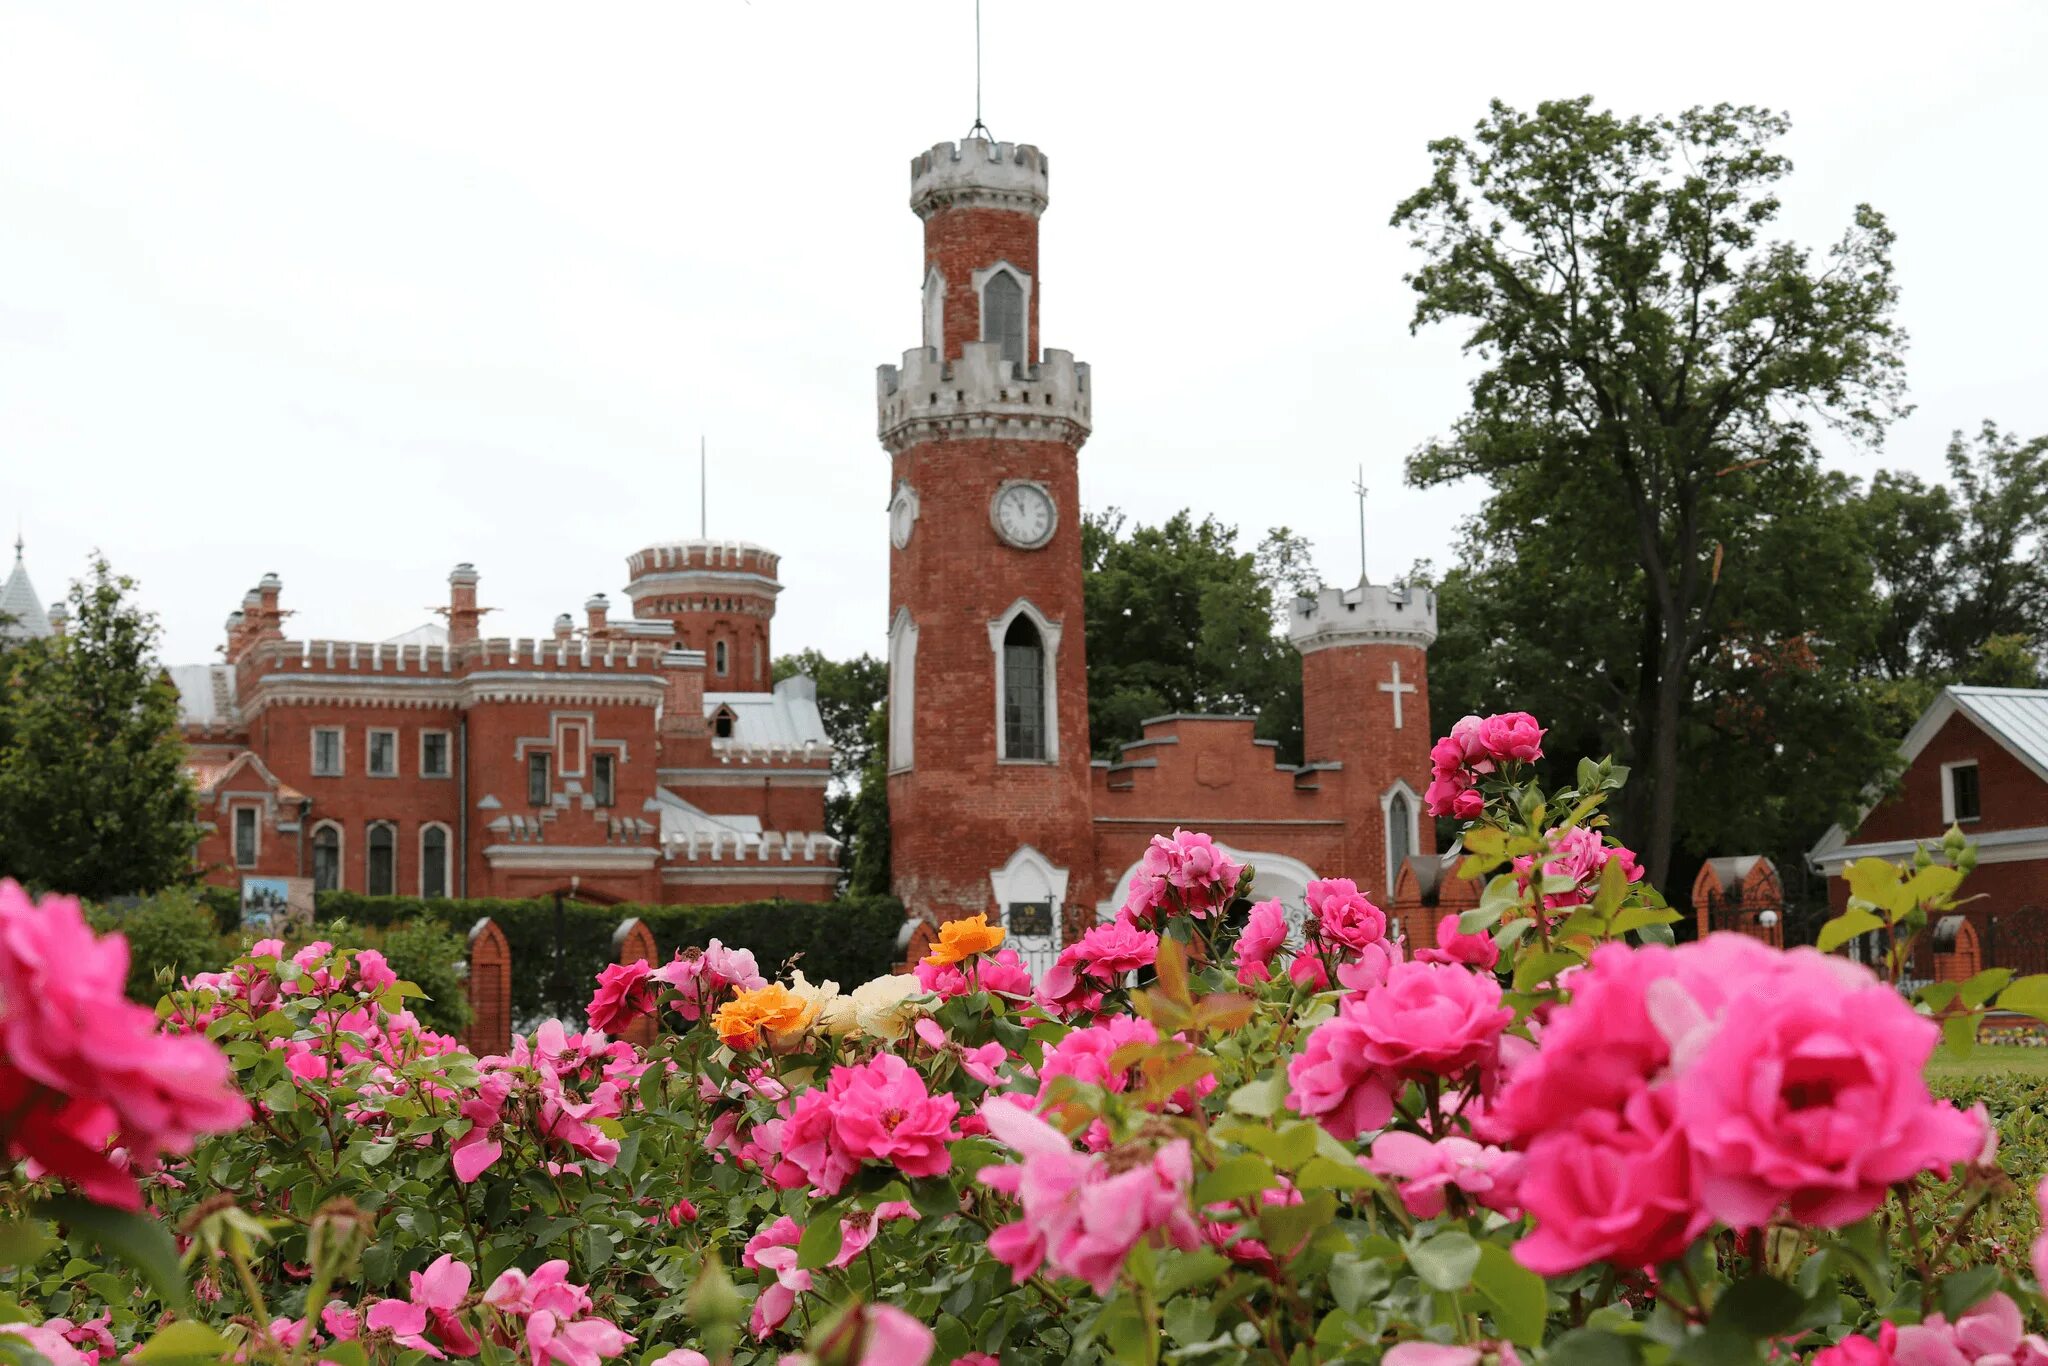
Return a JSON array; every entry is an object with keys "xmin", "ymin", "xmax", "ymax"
[
  {"xmin": 528, "ymin": 754, "xmax": 551, "ymax": 807},
  {"xmin": 715, "ymin": 640, "xmax": 729, "ymax": 675},
  {"xmin": 312, "ymin": 824, "xmax": 341, "ymax": 892},
  {"xmin": 234, "ymin": 807, "xmax": 259, "ymax": 868},
  {"xmin": 1386, "ymin": 791, "xmax": 1414, "ymax": 892},
  {"xmin": 421, "ymin": 826, "xmax": 448, "ymax": 898},
  {"xmin": 367, "ymin": 729, "xmax": 398, "ymax": 777},
  {"xmin": 421, "ymin": 731, "xmax": 450, "ymax": 778},
  {"xmin": 922, "ymin": 267, "xmax": 945, "ymax": 353},
  {"xmin": 1949, "ymin": 763, "xmax": 1982, "ymax": 822},
  {"xmin": 1002, "ymin": 616, "xmax": 1046, "ymax": 761},
  {"xmin": 982, "ymin": 270, "xmax": 1025, "ymax": 365},
  {"xmin": 367, "ymin": 824, "xmax": 396, "ymax": 896},
  {"xmin": 312, "ymin": 728, "xmax": 343, "ymax": 776},
  {"xmin": 593, "ymin": 753, "xmax": 616, "ymax": 807}
]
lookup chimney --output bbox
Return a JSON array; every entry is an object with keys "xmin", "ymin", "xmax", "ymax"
[
  {"xmin": 47, "ymin": 600, "xmax": 68, "ymax": 637},
  {"xmin": 448, "ymin": 563, "xmax": 483, "ymax": 647},
  {"xmin": 585, "ymin": 593, "xmax": 610, "ymax": 636},
  {"xmin": 553, "ymin": 613, "xmax": 575, "ymax": 642}
]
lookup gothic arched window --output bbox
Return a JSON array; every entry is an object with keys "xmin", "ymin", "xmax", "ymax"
[
  {"xmin": 1386, "ymin": 791, "xmax": 1414, "ymax": 894},
  {"xmin": 982, "ymin": 270, "xmax": 1025, "ymax": 365},
  {"xmin": 367, "ymin": 822, "xmax": 397, "ymax": 897},
  {"xmin": 312, "ymin": 823, "xmax": 341, "ymax": 893},
  {"xmin": 421, "ymin": 825, "xmax": 449, "ymax": 899},
  {"xmin": 1002, "ymin": 615, "xmax": 1047, "ymax": 761}
]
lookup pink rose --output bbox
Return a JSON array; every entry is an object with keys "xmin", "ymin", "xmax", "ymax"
[
  {"xmin": 1385, "ymin": 1345, "xmax": 1522, "ymax": 1366},
  {"xmin": 1366, "ymin": 1131, "xmax": 1522, "ymax": 1219},
  {"xmin": 1305, "ymin": 878, "xmax": 1387, "ymax": 952},
  {"xmin": 1416, "ymin": 912, "xmax": 1500, "ymax": 970},
  {"xmin": 1235, "ymin": 899, "xmax": 1290, "ymax": 984},
  {"xmin": 585, "ymin": 961, "xmax": 656, "ymax": 1036},
  {"xmin": 1475, "ymin": 711, "xmax": 1544, "ymax": 764},
  {"xmin": 1814, "ymin": 1325, "xmax": 1898, "ymax": 1366},
  {"xmin": 1513, "ymin": 1087, "xmax": 1709, "ymax": 1276},
  {"xmin": 1285, "ymin": 1007, "xmax": 1395, "ymax": 1141},
  {"xmin": 827, "ymin": 1053, "xmax": 960, "ymax": 1180},
  {"xmin": 1352, "ymin": 961, "xmax": 1512, "ymax": 1078},
  {"xmin": 1070, "ymin": 921, "xmax": 1159, "ymax": 979},
  {"xmin": 1896, "ymin": 1294, "xmax": 2048, "ymax": 1366},
  {"xmin": 916, "ymin": 947, "xmax": 1033, "ymax": 1001}
]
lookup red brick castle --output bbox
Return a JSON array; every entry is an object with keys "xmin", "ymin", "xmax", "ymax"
[
  {"xmin": 878, "ymin": 134, "xmax": 1450, "ymax": 969},
  {"xmin": 134, "ymin": 129, "xmax": 1454, "ymax": 950}
]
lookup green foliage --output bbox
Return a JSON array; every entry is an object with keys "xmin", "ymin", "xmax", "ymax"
[
  {"xmin": 0, "ymin": 556, "xmax": 200, "ymax": 898},
  {"xmin": 87, "ymin": 888, "xmax": 232, "ymax": 1003},
  {"xmin": 307, "ymin": 918, "xmax": 476, "ymax": 1035},
  {"xmin": 773, "ymin": 650, "xmax": 888, "ymax": 894},
  {"xmin": 1396, "ymin": 98, "xmax": 1908, "ymax": 888},
  {"xmin": 1081, "ymin": 509, "xmax": 1311, "ymax": 765},
  {"xmin": 310, "ymin": 890, "xmax": 905, "ymax": 1023}
]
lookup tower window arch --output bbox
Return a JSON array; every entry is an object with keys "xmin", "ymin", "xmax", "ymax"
[
  {"xmin": 975, "ymin": 264, "xmax": 1029, "ymax": 366},
  {"xmin": 311, "ymin": 821, "xmax": 342, "ymax": 893},
  {"xmin": 1002, "ymin": 616, "xmax": 1046, "ymax": 761},
  {"xmin": 714, "ymin": 639, "xmax": 729, "ymax": 675},
  {"xmin": 1380, "ymin": 780, "xmax": 1421, "ymax": 898},
  {"xmin": 366, "ymin": 821, "xmax": 397, "ymax": 897},
  {"xmin": 888, "ymin": 608, "xmax": 918, "ymax": 773},
  {"xmin": 420, "ymin": 823, "xmax": 450, "ymax": 899},
  {"xmin": 922, "ymin": 265, "xmax": 946, "ymax": 355}
]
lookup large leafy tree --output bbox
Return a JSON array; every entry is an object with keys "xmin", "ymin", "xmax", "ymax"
[
  {"xmin": 0, "ymin": 556, "xmax": 199, "ymax": 898},
  {"xmin": 1395, "ymin": 97, "xmax": 1909, "ymax": 888},
  {"xmin": 1081, "ymin": 510, "xmax": 1312, "ymax": 765}
]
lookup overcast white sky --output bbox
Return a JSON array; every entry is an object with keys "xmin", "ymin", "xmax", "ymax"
[{"xmin": 4, "ymin": 2, "xmax": 2045, "ymax": 671}]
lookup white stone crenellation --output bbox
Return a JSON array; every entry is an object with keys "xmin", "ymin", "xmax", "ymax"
[
  {"xmin": 1289, "ymin": 580, "xmax": 1439, "ymax": 654},
  {"xmin": 876, "ymin": 342, "xmax": 1091, "ymax": 454},
  {"xmin": 910, "ymin": 139, "xmax": 1049, "ymax": 220}
]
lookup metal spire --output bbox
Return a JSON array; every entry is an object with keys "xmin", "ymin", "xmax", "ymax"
[
  {"xmin": 1352, "ymin": 465, "xmax": 1369, "ymax": 584},
  {"xmin": 967, "ymin": 0, "xmax": 992, "ymax": 142}
]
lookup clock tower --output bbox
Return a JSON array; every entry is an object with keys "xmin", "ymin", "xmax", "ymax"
[{"xmin": 877, "ymin": 136, "xmax": 1097, "ymax": 947}]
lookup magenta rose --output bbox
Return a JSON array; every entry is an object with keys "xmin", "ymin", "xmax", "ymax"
[
  {"xmin": 586, "ymin": 960, "xmax": 656, "ymax": 1036},
  {"xmin": 1353, "ymin": 961, "xmax": 1512, "ymax": 1079},
  {"xmin": 1474, "ymin": 711, "xmax": 1544, "ymax": 765},
  {"xmin": 828, "ymin": 1053, "xmax": 960, "ymax": 1180},
  {"xmin": 1305, "ymin": 878, "xmax": 1387, "ymax": 952},
  {"xmin": 1513, "ymin": 1087, "xmax": 1709, "ymax": 1276},
  {"xmin": 1235, "ymin": 899, "xmax": 1290, "ymax": 984},
  {"xmin": 1416, "ymin": 912, "xmax": 1500, "ymax": 971},
  {"xmin": 1285, "ymin": 1006, "xmax": 1397, "ymax": 1141}
]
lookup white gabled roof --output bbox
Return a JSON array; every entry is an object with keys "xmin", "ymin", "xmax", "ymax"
[
  {"xmin": 383, "ymin": 622, "xmax": 450, "ymax": 648},
  {"xmin": 0, "ymin": 545, "xmax": 52, "ymax": 640},
  {"xmin": 651, "ymin": 788, "xmax": 764, "ymax": 849},
  {"xmin": 704, "ymin": 674, "xmax": 830, "ymax": 749},
  {"xmin": 1809, "ymin": 685, "xmax": 2048, "ymax": 869}
]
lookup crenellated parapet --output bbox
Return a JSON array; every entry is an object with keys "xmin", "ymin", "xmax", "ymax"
[
  {"xmin": 1288, "ymin": 580, "xmax": 1439, "ymax": 654},
  {"xmin": 910, "ymin": 139, "xmax": 1049, "ymax": 219},
  {"xmin": 876, "ymin": 342, "xmax": 1091, "ymax": 454}
]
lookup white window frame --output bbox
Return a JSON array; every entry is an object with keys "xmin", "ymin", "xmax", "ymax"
[
  {"xmin": 971, "ymin": 261, "xmax": 1032, "ymax": 365},
  {"xmin": 310, "ymin": 820, "xmax": 345, "ymax": 893},
  {"xmin": 311, "ymin": 727, "xmax": 345, "ymax": 777},
  {"xmin": 365, "ymin": 820, "xmax": 399, "ymax": 897},
  {"xmin": 419, "ymin": 729, "xmax": 452, "ymax": 779},
  {"xmin": 366, "ymin": 727, "xmax": 400, "ymax": 778},
  {"xmin": 922, "ymin": 264, "xmax": 946, "ymax": 355},
  {"xmin": 1380, "ymin": 779, "xmax": 1422, "ymax": 897},
  {"xmin": 988, "ymin": 598, "xmax": 1060, "ymax": 764},
  {"xmin": 418, "ymin": 822, "xmax": 452, "ymax": 898},
  {"xmin": 232, "ymin": 804, "xmax": 261, "ymax": 869},
  {"xmin": 1942, "ymin": 760, "xmax": 1983, "ymax": 824},
  {"xmin": 888, "ymin": 607, "xmax": 917, "ymax": 773}
]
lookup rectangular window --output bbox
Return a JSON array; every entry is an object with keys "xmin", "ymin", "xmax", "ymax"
[
  {"xmin": 367, "ymin": 729, "xmax": 398, "ymax": 777},
  {"xmin": 528, "ymin": 753, "xmax": 551, "ymax": 807},
  {"xmin": 420, "ymin": 731, "xmax": 450, "ymax": 778},
  {"xmin": 1949, "ymin": 762, "xmax": 1982, "ymax": 822},
  {"xmin": 312, "ymin": 728, "xmax": 344, "ymax": 777},
  {"xmin": 233, "ymin": 807, "xmax": 258, "ymax": 867},
  {"xmin": 593, "ymin": 753, "xmax": 615, "ymax": 808}
]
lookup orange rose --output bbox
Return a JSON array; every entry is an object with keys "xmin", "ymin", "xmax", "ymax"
[
  {"xmin": 922, "ymin": 913, "xmax": 1007, "ymax": 967},
  {"xmin": 710, "ymin": 983, "xmax": 821, "ymax": 1050}
]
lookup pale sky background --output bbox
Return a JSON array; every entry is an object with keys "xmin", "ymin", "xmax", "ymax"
[{"xmin": 3, "ymin": 2, "xmax": 2045, "ymax": 672}]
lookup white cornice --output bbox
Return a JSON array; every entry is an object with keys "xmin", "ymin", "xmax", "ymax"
[
  {"xmin": 658, "ymin": 768, "xmax": 831, "ymax": 787},
  {"xmin": 660, "ymin": 866, "xmax": 839, "ymax": 883},
  {"xmin": 481, "ymin": 845, "xmax": 661, "ymax": 870}
]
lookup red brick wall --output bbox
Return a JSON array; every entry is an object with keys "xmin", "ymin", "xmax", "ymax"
[
  {"xmin": 1299, "ymin": 642, "xmax": 1437, "ymax": 901},
  {"xmin": 464, "ymin": 918, "xmax": 512, "ymax": 1055},
  {"xmin": 1858, "ymin": 712, "xmax": 2048, "ymax": 843},
  {"xmin": 888, "ymin": 434, "xmax": 1094, "ymax": 922},
  {"xmin": 925, "ymin": 205, "xmax": 1040, "ymax": 364}
]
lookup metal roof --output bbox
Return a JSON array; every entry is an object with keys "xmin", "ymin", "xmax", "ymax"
[
  {"xmin": 1949, "ymin": 686, "xmax": 2048, "ymax": 782},
  {"xmin": 0, "ymin": 544, "xmax": 52, "ymax": 640},
  {"xmin": 703, "ymin": 675, "xmax": 829, "ymax": 748},
  {"xmin": 170, "ymin": 663, "xmax": 237, "ymax": 727}
]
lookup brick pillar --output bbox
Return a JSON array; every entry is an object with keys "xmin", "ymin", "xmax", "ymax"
[
  {"xmin": 1933, "ymin": 915, "xmax": 1982, "ymax": 983},
  {"xmin": 465, "ymin": 917, "xmax": 512, "ymax": 1056},
  {"xmin": 611, "ymin": 917, "xmax": 660, "ymax": 1047},
  {"xmin": 896, "ymin": 914, "xmax": 938, "ymax": 973}
]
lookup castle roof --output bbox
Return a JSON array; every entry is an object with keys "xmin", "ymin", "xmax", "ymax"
[
  {"xmin": 170, "ymin": 663, "xmax": 238, "ymax": 727},
  {"xmin": 0, "ymin": 541, "xmax": 53, "ymax": 640},
  {"xmin": 705, "ymin": 675, "xmax": 829, "ymax": 750}
]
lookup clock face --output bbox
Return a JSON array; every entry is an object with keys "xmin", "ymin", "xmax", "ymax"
[
  {"xmin": 992, "ymin": 481, "xmax": 1056, "ymax": 549},
  {"xmin": 889, "ymin": 485, "xmax": 918, "ymax": 549}
]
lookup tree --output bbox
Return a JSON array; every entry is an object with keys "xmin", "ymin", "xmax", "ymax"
[
  {"xmin": 1081, "ymin": 510, "xmax": 1310, "ymax": 765},
  {"xmin": 0, "ymin": 556, "xmax": 200, "ymax": 897},
  {"xmin": 1395, "ymin": 98, "xmax": 1909, "ymax": 888},
  {"xmin": 773, "ymin": 649, "xmax": 888, "ymax": 894}
]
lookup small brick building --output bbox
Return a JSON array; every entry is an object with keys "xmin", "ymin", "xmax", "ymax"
[
  {"xmin": 1810, "ymin": 687, "xmax": 2048, "ymax": 973},
  {"xmin": 173, "ymin": 544, "xmax": 839, "ymax": 906},
  {"xmin": 877, "ymin": 134, "xmax": 1455, "ymax": 972}
]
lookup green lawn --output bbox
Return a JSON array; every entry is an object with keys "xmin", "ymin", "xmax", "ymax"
[{"xmin": 1927, "ymin": 1043, "xmax": 2048, "ymax": 1078}]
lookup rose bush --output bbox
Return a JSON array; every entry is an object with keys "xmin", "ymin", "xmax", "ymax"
[{"xmin": 2, "ymin": 714, "xmax": 2045, "ymax": 1366}]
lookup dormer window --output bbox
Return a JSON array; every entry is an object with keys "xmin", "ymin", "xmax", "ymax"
[
  {"xmin": 981, "ymin": 269, "xmax": 1025, "ymax": 364},
  {"xmin": 1944, "ymin": 761, "xmax": 1982, "ymax": 823},
  {"xmin": 714, "ymin": 706, "xmax": 737, "ymax": 740}
]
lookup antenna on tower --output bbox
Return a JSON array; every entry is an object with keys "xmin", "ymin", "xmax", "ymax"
[
  {"xmin": 700, "ymin": 435, "xmax": 708, "ymax": 539},
  {"xmin": 1353, "ymin": 464, "xmax": 1369, "ymax": 585},
  {"xmin": 966, "ymin": 0, "xmax": 992, "ymax": 142}
]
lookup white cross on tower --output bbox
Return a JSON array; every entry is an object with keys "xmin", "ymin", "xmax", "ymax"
[{"xmin": 1378, "ymin": 660, "xmax": 1417, "ymax": 729}]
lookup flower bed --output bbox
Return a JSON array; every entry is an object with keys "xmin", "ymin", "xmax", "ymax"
[{"xmin": 1, "ymin": 714, "xmax": 2044, "ymax": 1366}]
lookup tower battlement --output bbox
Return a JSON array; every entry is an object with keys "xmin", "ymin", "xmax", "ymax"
[
  {"xmin": 1289, "ymin": 580, "xmax": 1439, "ymax": 654},
  {"xmin": 911, "ymin": 138, "xmax": 1049, "ymax": 220},
  {"xmin": 876, "ymin": 342, "xmax": 1090, "ymax": 453}
]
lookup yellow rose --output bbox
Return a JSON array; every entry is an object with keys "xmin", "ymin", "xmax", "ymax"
[
  {"xmin": 711, "ymin": 980, "xmax": 828, "ymax": 1051},
  {"xmin": 923, "ymin": 913, "xmax": 1006, "ymax": 967}
]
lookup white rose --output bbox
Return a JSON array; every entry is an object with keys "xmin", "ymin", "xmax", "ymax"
[{"xmin": 847, "ymin": 972, "xmax": 935, "ymax": 1042}]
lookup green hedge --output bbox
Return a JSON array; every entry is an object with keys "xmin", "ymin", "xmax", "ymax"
[{"xmin": 311, "ymin": 891, "xmax": 905, "ymax": 1025}]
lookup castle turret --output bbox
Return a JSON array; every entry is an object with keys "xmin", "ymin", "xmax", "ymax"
[
  {"xmin": 622, "ymin": 540, "xmax": 780, "ymax": 691},
  {"xmin": 881, "ymin": 136, "xmax": 1096, "ymax": 943},
  {"xmin": 446, "ymin": 563, "xmax": 485, "ymax": 646},
  {"xmin": 1289, "ymin": 579, "xmax": 1440, "ymax": 899}
]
